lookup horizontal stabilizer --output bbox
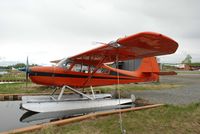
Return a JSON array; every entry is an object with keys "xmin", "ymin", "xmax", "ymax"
[{"xmin": 154, "ymin": 71, "xmax": 177, "ymax": 75}]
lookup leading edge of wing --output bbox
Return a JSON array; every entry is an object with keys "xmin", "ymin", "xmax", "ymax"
[{"xmin": 69, "ymin": 32, "xmax": 178, "ymax": 64}]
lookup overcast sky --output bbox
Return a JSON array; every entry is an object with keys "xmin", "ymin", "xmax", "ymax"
[{"xmin": 0, "ymin": 0, "xmax": 200, "ymax": 65}]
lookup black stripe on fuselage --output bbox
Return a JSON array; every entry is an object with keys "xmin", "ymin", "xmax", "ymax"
[{"xmin": 29, "ymin": 71, "xmax": 133, "ymax": 80}]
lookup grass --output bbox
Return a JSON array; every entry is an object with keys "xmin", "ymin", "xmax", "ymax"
[
  {"xmin": 176, "ymin": 71, "xmax": 200, "ymax": 74},
  {"xmin": 92, "ymin": 82, "xmax": 182, "ymax": 93},
  {"xmin": 0, "ymin": 83, "xmax": 51, "ymax": 94},
  {"xmin": 0, "ymin": 82, "xmax": 181, "ymax": 95},
  {"xmin": 28, "ymin": 103, "xmax": 200, "ymax": 134},
  {"xmin": 0, "ymin": 71, "xmax": 26, "ymax": 81}
]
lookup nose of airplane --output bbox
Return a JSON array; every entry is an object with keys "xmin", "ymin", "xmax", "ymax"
[
  {"xmin": 27, "ymin": 66, "xmax": 39, "ymax": 78},
  {"xmin": 28, "ymin": 66, "xmax": 55, "ymax": 86},
  {"xmin": 28, "ymin": 66, "xmax": 54, "ymax": 74},
  {"xmin": 28, "ymin": 66, "xmax": 55, "ymax": 79}
]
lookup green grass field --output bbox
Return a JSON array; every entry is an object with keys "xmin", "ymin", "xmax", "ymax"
[
  {"xmin": 27, "ymin": 103, "xmax": 200, "ymax": 134},
  {"xmin": 0, "ymin": 82, "xmax": 181, "ymax": 94},
  {"xmin": 176, "ymin": 71, "xmax": 200, "ymax": 74},
  {"xmin": 0, "ymin": 70, "xmax": 26, "ymax": 81},
  {"xmin": 0, "ymin": 83, "xmax": 51, "ymax": 94},
  {"xmin": 93, "ymin": 82, "xmax": 182, "ymax": 93}
]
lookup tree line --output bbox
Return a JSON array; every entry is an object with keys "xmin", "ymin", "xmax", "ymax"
[{"xmin": 0, "ymin": 63, "xmax": 38, "ymax": 69}]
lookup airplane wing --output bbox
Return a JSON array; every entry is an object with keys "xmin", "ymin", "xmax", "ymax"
[{"xmin": 69, "ymin": 32, "xmax": 178, "ymax": 65}]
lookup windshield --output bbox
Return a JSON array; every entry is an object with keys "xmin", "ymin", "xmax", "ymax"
[{"xmin": 56, "ymin": 58, "xmax": 72, "ymax": 69}]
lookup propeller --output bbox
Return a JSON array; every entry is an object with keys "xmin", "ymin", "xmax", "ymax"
[
  {"xmin": 92, "ymin": 40, "xmax": 121, "ymax": 48},
  {"xmin": 91, "ymin": 41, "xmax": 106, "ymax": 45},
  {"xmin": 25, "ymin": 56, "xmax": 29, "ymax": 87},
  {"xmin": 107, "ymin": 40, "xmax": 121, "ymax": 48}
]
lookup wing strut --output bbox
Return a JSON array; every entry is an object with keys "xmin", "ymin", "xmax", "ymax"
[
  {"xmin": 50, "ymin": 85, "xmax": 94, "ymax": 101},
  {"xmin": 82, "ymin": 56, "xmax": 107, "ymax": 89}
]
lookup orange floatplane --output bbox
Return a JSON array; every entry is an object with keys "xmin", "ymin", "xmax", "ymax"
[{"xmin": 21, "ymin": 32, "xmax": 178, "ymax": 114}]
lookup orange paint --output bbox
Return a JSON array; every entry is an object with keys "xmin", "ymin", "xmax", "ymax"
[{"xmin": 28, "ymin": 32, "xmax": 178, "ymax": 88}]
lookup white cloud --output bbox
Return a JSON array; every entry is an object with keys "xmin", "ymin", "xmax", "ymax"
[{"xmin": 0, "ymin": 0, "xmax": 200, "ymax": 65}]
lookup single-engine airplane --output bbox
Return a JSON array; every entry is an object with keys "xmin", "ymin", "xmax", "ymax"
[{"xmin": 21, "ymin": 32, "xmax": 178, "ymax": 114}]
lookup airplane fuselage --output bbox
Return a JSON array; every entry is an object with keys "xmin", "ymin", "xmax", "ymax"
[{"xmin": 29, "ymin": 65, "xmax": 158, "ymax": 88}]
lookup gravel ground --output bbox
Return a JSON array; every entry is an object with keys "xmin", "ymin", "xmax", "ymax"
[{"xmin": 132, "ymin": 74, "xmax": 200, "ymax": 105}]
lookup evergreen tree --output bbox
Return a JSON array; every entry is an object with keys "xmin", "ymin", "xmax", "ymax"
[{"xmin": 181, "ymin": 54, "xmax": 192, "ymax": 64}]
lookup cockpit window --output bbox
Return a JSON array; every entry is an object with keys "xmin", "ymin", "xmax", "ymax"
[
  {"xmin": 72, "ymin": 64, "xmax": 82, "ymax": 72},
  {"xmin": 57, "ymin": 58, "xmax": 72, "ymax": 70},
  {"xmin": 65, "ymin": 62, "xmax": 72, "ymax": 69},
  {"xmin": 57, "ymin": 58, "xmax": 109, "ymax": 74},
  {"xmin": 82, "ymin": 65, "xmax": 89, "ymax": 73},
  {"xmin": 72, "ymin": 64, "xmax": 89, "ymax": 73},
  {"xmin": 90, "ymin": 66, "xmax": 109, "ymax": 74}
]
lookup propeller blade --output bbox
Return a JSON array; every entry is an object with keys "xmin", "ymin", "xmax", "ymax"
[
  {"xmin": 91, "ymin": 41, "xmax": 106, "ymax": 45},
  {"xmin": 92, "ymin": 40, "xmax": 121, "ymax": 48},
  {"xmin": 108, "ymin": 40, "xmax": 121, "ymax": 48},
  {"xmin": 26, "ymin": 56, "xmax": 29, "ymax": 87}
]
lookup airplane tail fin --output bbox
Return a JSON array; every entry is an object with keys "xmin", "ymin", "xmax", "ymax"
[
  {"xmin": 135, "ymin": 57, "xmax": 176, "ymax": 81},
  {"xmin": 133, "ymin": 57, "xmax": 159, "ymax": 81},
  {"xmin": 136, "ymin": 57, "xmax": 160, "ymax": 73}
]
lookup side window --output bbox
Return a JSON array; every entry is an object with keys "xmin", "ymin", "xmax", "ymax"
[
  {"xmin": 90, "ymin": 66, "xmax": 95, "ymax": 73},
  {"xmin": 71, "ymin": 64, "xmax": 108, "ymax": 74},
  {"xmin": 96, "ymin": 68, "xmax": 109, "ymax": 74},
  {"xmin": 82, "ymin": 65, "xmax": 89, "ymax": 73},
  {"xmin": 72, "ymin": 64, "xmax": 89, "ymax": 73},
  {"xmin": 72, "ymin": 64, "xmax": 82, "ymax": 72}
]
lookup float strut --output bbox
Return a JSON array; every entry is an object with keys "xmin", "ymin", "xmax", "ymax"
[
  {"xmin": 58, "ymin": 86, "xmax": 65, "ymax": 100},
  {"xmin": 65, "ymin": 85, "xmax": 94, "ymax": 100},
  {"xmin": 90, "ymin": 86, "xmax": 95, "ymax": 99}
]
